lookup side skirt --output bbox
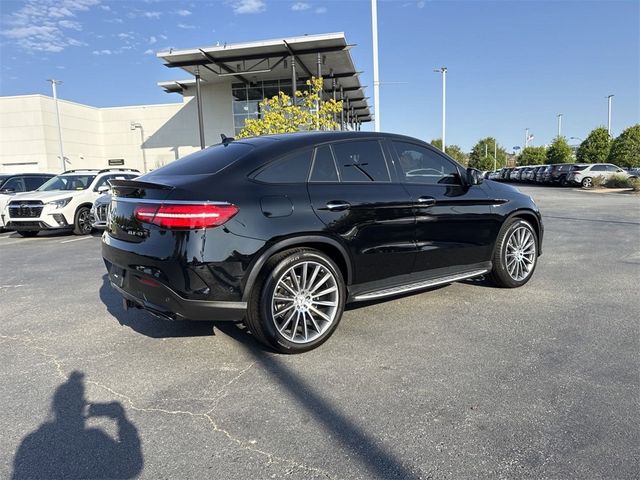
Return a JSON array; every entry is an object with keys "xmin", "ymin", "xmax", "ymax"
[{"xmin": 349, "ymin": 263, "xmax": 491, "ymax": 302}]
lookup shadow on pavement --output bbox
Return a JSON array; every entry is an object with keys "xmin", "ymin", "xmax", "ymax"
[
  {"xmin": 215, "ymin": 322, "xmax": 422, "ymax": 479},
  {"xmin": 12, "ymin": 371, "xmax": 143, "ymax": 480},
  {"xmin": 99, "ymin": 274, "xmax": 215, "ymax": 338}
]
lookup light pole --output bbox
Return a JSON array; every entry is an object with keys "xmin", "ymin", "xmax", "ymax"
[
  {"xmin": 130, "ymin": 122, "xmax": 147, "ymax": 172},
  {"xmin": 47, "ymin": 79, "xmax": 66, "ymax": 171},
  {"xmin": 434, "ymin": 67, "xmax": 447, "ymax": 152},
  {"xmin": 607, "ymin": 94, "xmax": 614, "ymax": 136},
  {"xmin": 557, "ymin": 113, "xmax": 563, "ymax": 137},
  {"xmin": 525, "ymin": 128, "xmax": 529, "ymax": 148},
  {"xmin": 371, "ymin": 0, "xmax": 381, "ymax": 132}
]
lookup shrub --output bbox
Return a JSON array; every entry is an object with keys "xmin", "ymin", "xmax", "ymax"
[
  {"xmin": 590, "ymin": 175, "xmax": 606, "ymax": 188},
  {"xmin": 604, "ymin": 173, "xmax": 632, "ymax": 188},
  {"xmin": 629, "ymin": 177, "xmax": 640, "ymax": 192}
]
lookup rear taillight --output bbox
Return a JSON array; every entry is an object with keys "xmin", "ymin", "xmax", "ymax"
[{"xmin": 134, "ymin": 203, "xmax": 239, "ymax": 229}]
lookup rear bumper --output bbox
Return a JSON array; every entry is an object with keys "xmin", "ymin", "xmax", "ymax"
[{"xmin": 104, "ymin": 259, "xmax": 246, "ymax": 322}]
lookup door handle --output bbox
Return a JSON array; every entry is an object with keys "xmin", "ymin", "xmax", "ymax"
[
  {"xmin": 325, "ymin": 201, "xmax": 351, "ymax": 212},
  {"xmin": 416, "ymin": 196, "xmax": 436, "ymax": 207}
]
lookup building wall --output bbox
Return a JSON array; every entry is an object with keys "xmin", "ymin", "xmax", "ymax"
[{"xmin": 0, "ymin": 83, "xmax": 236, "ymax": 174}]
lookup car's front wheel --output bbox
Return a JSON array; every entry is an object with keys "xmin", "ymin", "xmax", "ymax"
[
  {"xmin": 490, "ymin": 218, "xmax": 538, "ymax": 288},
  {"xmin": 581, "ymin": 177, "xmax": 593, "ymax": 188},
  {"xmin": 246, "ymin": 248, "xmax": 346, "ymax": 353},
  {"xmin": 73, "ymin": 206, "xmax": 92, "ymax": 235}
]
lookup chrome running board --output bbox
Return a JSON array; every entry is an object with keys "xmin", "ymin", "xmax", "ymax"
[{"xmin": 353, "ymin": 269, "xmax": 489, "ymax": 302}]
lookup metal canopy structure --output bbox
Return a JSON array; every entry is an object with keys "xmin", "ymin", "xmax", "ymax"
[{"xmin": 156, "ymin": 33, "xmax": 371, "ymax": 147}]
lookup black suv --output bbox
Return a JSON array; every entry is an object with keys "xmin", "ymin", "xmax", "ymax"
[{"xmin": 102, "ymin": 132, "xmax": 543, "ymax": 353}]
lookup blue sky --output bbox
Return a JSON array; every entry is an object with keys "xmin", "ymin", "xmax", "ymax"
[{"xmin": 1, "ymin": 0, "xmax": 638, "ymax": 151}]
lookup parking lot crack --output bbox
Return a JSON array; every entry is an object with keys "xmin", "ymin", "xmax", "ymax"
[{"xmin": 1, "ymin": 335, "xmax": 333, "ymax": 479}]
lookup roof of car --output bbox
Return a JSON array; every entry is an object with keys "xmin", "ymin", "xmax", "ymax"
[
  {"xmin": 234, "ymin": 131, "xmax": 427, "ymax": 147},
  {"xmin": 0, "ymin": 173, "xmax": 55, "ymax": 177}
]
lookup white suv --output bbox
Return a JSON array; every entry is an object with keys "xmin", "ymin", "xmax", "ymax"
[
  {"xmin": 566, "ymin": 163, "xmax": 632, "ymax": 188},
  {"xmin": 5, "ymin": 169, "xmax": 139, "ymax": 237}
]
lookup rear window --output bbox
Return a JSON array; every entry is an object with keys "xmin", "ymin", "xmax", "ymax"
[
  {"xmin": 571, "ymin": 165, "xmax": 589, "ymax": 171},
  {"xmin": 254, "ymin": 150, "xmax": 312, "ymax": 183},
  {"xmin": 145, "ymin": 143, "xmax": 254, "ymax": 177}
]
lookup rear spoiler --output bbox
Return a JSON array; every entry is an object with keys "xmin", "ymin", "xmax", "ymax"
[{"xmin": 109, "ymin": 179, "xmax": 174, "ymax": 198}]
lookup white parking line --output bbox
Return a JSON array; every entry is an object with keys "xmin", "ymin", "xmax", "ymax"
[{"xmin": 60, "ymin": 236, "xmax": 95, "ymax": 244}]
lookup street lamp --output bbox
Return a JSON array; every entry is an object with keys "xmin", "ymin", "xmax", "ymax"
[
  {"xmin": 434, "ymin": 67, "xmax": 447, "ymax": 152},
  {"xmin": 47, "ymin": 79, "xmax": 66, "ymax": 171},
  {"xmin": 371, "ymin": 0, "xmax": 381, "ymax": 132},
  {"xmin": 607, "ymin": 94, "xmax": 614, "ymax": 136},
  {"xmin": 130, "ymin": 122, "xmax": 147, "ymax": 173},
  {"xmin": 569, "ymin": 136, "xmax": 583, "ymax": 142},
  {"xmin": 557, "ymin": 113, "xmax": 563, "ymax": 137}
]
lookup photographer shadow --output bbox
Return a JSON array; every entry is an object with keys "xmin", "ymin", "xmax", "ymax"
[{"xmin": 12, "ymin": 371, "xmax": 143, "ymax": 480}]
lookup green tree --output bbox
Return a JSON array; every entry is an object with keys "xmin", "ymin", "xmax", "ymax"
[
  {"xmin": 608, "ymin": 124, "xmax": 640, "ymax": 168},
  {"xmin": 545, "ymin": 136, "xmax": 573, "ymax": 164},
  {"xmin": 430, "ymin": 138, "xmax": 468, "ymax": 165},
  {"xmin": 518, "ymin": 146, "xmax": 547, "ymax": 165},
  {"xmin": 468, "ymin": 137, "xmax": 507, "ymax": 170},
  {"xmin": 236, "ymin": 77, "xmax": 342, "ymax": 138},
  {"xmin": 576, "ymin": 127, "xmax": 611, "ymax": 163}
]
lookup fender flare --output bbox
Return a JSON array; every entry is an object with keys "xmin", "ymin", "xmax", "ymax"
[
  {"xmin": 502, "ymin": 208, "xmax": 543, "ymax": 255},
  {"xmin": 241, "ymin": 235, "xmax": 352, "ymax": 302}
]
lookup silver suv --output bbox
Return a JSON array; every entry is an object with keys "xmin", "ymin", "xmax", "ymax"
[{"xmin": 566, "ymin": 163, "xmax": 632, "ymax": 188}]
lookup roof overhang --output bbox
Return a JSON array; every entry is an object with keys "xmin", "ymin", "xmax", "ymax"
[{"xmin": 156, "ymin": 32, "xmax": 371, "ymax": 122}]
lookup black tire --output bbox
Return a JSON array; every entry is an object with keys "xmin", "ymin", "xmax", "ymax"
[
  {"xmin": 581, "ymin": 177, "xmax": 593, "ymax": 188},
  {"xmin": 489, "ymin": 218, "xmax": 538, "ymax": 288},
  {"xmin": 245, "ymin": 248, "xmax": 346, "ymax": 353},
  {"xmin": 559, "ymin": 175, "xmax": 568, "ymax": 187},
  {"xmin": 73, "ymin": 206, "xmax": 92, "ymax": 235},
  {"xmin": 17, "ymin": 231, "xmax": 38, "ymax": 237}
]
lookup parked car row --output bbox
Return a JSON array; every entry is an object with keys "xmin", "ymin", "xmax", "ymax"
[
  {"xmin": 487, "ymin": 163, "xmax": 636, "ymax": 188},
  {"xmin": 1, "ymin": 168, "xmax": 139, "ymax": 235}
]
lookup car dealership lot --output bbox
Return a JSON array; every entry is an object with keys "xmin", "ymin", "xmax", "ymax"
[{"xmin": 1, "ymin": 186, "xmax": 638, "ymax": 479}]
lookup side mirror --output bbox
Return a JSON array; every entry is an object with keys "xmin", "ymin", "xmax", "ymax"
[
  {"xmin": 467, "ymin": 168, "xmax": 484, "ymax": 185},
  {"xmin": 98, "ymin": 186, "xmax": 110, "ymax": 194}
]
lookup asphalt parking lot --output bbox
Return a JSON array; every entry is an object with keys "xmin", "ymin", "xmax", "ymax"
[{"xmin": 1, "ymin": 186, "xmax": 638, "ymax": 479}]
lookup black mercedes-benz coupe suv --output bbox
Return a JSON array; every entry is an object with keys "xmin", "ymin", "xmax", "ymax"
[{"xmin": 102, "ymin": 132, "xmax": 543, "ymax": 353}]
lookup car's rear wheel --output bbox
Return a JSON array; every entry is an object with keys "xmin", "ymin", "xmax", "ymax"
[
  {"xmin": 73, "ymin": 206, "xmax": 92, "ymax": 235},
  {"xmin": 246, "ymin": 248, "xmax": 346, "ymax": 353},
  {"xmin": 489, "ymin": 218, "xmax": 538, "ymax": 288},
  {"xmin": 17, "ymin": 231, "xmax": 38, "ymax": 237},
  {"xmin": 581, "ymin": 177, "xmax": 593, "ymax": 188}
]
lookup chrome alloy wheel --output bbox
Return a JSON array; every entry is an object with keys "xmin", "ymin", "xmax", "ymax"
[
  {"xmin": 505, "ymin": 225, "xmax": 536, "ymax": 282},
  {"xmin": 78, "ymin": 209, "xmax": 92, "ymax": 234},
  {"xmin": 271, "ymin": 260, "xmax": 339, "ymax": 344}
]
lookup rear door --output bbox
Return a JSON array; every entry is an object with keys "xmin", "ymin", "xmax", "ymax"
[
  {"xmin": 307, "ymin": 140, "xmax": 416, "ymax": 284},
  {"xmin": 390, "ymin": 140, "xmax": 495, "ymax": 273}
]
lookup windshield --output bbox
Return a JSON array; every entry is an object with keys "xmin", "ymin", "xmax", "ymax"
[
  {"xmin": 37, "ymin": 174, "xmax": 96, "ymax": 191},
  {"xmin": 0, "ymin": 175, "xmax": 10, "ymax": 188}
]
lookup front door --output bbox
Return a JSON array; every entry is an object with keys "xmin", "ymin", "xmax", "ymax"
[
  {"xmin": 307, "ymin": 140, "xmax": 416, "ymax": 285},
  {"xmin": 389, "ymin": 140, "xmax": 496, "ymax": 274}
]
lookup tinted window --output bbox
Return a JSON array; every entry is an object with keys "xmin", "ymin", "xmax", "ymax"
[
  {"xmin": 145, "ymin": 142, "xmax": 254, "ymax": 177},
  {"xmin": 25, "ymin": 176, "xmax": 51, "ymax": 190},
  {"xmin": 591, "ymin": 165, "xmax": 606, "ymax": 171},
  {"xmin": 310, "ymin": 145, "xmax": 339, "ymax": 182},
  {"xmin": 571, "ymin": 165, "xmax": 588, "ymax": 171},
  {"xmin": 332, "ymin": 140, "xmax": 390, "ymax": 182},
  {"xmin": 606, "ymin": 165, "xmax": 619, "ymax": 172},
  {"xmin": 393, "ymin": 141, "xmax": 460, "ymax": 185},
  {"xmin": 254, "ymin": 150, "xmax": 312, "ymax": 183},
  {"xmin": 1, "ymin": 177, "xmax": 26, "ymax": 192}
]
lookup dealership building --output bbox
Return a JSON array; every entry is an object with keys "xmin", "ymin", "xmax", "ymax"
[{"xmin": 0, "ymin": 32, "xmax": 371, "ymax": 174}]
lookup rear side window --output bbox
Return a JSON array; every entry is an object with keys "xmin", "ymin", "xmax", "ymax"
[
  {"xmin": 254, "ymin": 150, "xmax": 312, "ymax": 183},
  {"xmin": 310, "ymin": 146, "xmax": 339, "ymax": 182},
  {"xmin": 591, "ymin": 165, "xmax": 607, "ymax": 171},
  {"xmin": 145, "ymin": 143, "xmax": 254, "ymax": 177},
  {"xmin": 332, "ymin": 140, "xmax": 390, "ymax": 182}
]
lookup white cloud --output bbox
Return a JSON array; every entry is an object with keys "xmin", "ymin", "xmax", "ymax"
[
  {"xmin": 117, "ymin": 32, "xmax": 134, "ymax": 39},
  {"xmin": 144, "ymin": 49, "xmax": 155, "ymax": 55},
  {"xmin": 143, "ymin": 11, "xmax": 162, "ymax": 19},
  {"xmin": 149, "ymin": 35, "xmax": 157, "ymax": 44},
  {"xmin": 159, "ymin": 34, "xmax": 168, "ymax": 40},
  {"xmin": 1, "ymin": 0, "xmax": 99, "ymax": 52},
  {"xmin": 100, "ymin": 5, "xmax": 111, "ymax": 11},
  {"xmin": 417, "ymin": 1, "xmax": 425, "ymax": 8},
  {"xmin": 315, "ymin": 6, "xmax": 327, "ymax": 14},
  {"xmin": 291, "ymin": 2, "xmax": 310, "ymax": 11},
  {"xmin": 230, "ymin": 0, "xmax": 266, "ymax": 14},
  {"xmin": 177, "ymin": 23, "xmax": 196, "ymax": 29},
  {"xmin": 92, "ymin": 49, "xmax": 112, "ymax": 55},
  {"xmin": 176, "ymin": 9, "xmax": 192, "ymax": 16}
]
